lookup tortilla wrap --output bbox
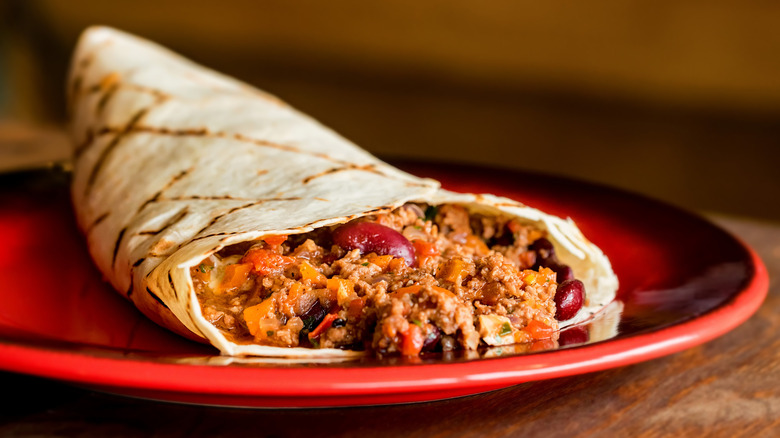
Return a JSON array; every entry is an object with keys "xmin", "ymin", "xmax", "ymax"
[{"xmin": 67, "ymin": 26, "xmax": 618, "ymax": 357}]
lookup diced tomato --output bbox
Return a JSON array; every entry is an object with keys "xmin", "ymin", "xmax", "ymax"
[
  {"xmin": 216, "ymin": 263, "xmax": 253, "ymax": 293},
  {"xmin": 327, "ymin": 278, "xmax": 355, "ymax": 306},
  {"xmin": 243, "ymin": 296, "xmax": 277, "ymax": 336},
  {"xmin": 287, "ymin": 282, "xmax": 303, "ymax": 303},
  {"xmin": 263, "ymin": 234, "xmax": 288, "ymax": 246},
  {"xmin": 242, "ymin": 248, "xmax": 293, "ymax": 275},
  {"xmin": 400, "ymin": 324, "xmax": 424, "ymax": 356},
  {"xmin": 348, "ymin": 297, "xmax": 366, "ymax": 319},
  {"xmin": 280, "ymin": 282, "xmax": 304, "ymax": 316},
  {"xmin": 522, "ymin": 271, "xmax": 537, "ymax": 286},
  {"xmin": 524, "ymin": 319, "xmax": 554, "ymax": 340},
  {"xmin": 391, "ymin": 284, "xmax": 421, "ymax": 298},
  {"xmin": 387, "ymin": 258, "xmax": 406, "ymax": 272},
  {"xmin": 367, "ymin": 254, "xmax": 393, "ymax": 270},
  {"xmin": 299, "ymin": 261, "xmax": 327, "ymax": 286},
  {"xmin": 437, "ymin": 258, "xmax": 469, "ymax": 283},
  {"xmin": 536, "ymin": 267, "xmax": 556, "ymax": 285},
  {"xmin": 412, "ymin": 240, "xmax": 439, "ymax": 263}
]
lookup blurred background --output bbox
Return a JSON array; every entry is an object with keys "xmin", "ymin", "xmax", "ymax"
[{"xmin": 1, "ymin": 0, "xmax": 779, "ymax": 220}]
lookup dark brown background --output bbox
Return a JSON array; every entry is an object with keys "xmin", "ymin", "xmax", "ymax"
[
  {"xmin": 0, "ymin": 3, "xmax": 778, "ymax": 435},
  {"xmin": 1, "ymin": 0, "xmax": 780, "ymax": 220}
]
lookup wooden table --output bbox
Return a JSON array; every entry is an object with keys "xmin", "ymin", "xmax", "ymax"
[{"xmin": 0, "ymin": 214, "xmax": 776, "ymax": 437}]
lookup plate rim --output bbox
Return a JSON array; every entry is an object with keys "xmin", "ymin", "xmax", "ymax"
[
  {"xmin": 0, "ymin": 244, "xmax": 767, "ymax": 398},
  {"xmin": 0, "ymin": 164, "xmax": 770, "ymax": 406}
]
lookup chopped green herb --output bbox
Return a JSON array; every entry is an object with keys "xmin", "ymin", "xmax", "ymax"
[
  {"xmin": 198, "ymin": 264, "xmax": 213, "ymax": 273},
  {"xmin": 411, "ymin": 319, "xmax": 423, "ymax": 327},
  {"xmin": 362, "ymin": 262, "xmax": 369, "ymax": 266},
  {"xmin": 499, "ymin": 322, "xmax": 512, "ymax": 337},
  {"xmin": 310, "ymin": 338, "xmax": 320, "ymax": 348},
  {"xmin": 266, "ymin": 330, "xmax": 275, "ymax": 337},
  {"xmin": 414, "ymin": 225, "xmax": 422, "ymax": 230},
  {"xmin": 424, "ymin": 205, "xmax": 439, "ymax": 222}
]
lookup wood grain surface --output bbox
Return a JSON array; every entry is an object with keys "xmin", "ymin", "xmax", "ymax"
[{"xmin": 0, "ymin": 214, "xmax": 776, "ymax": 438}]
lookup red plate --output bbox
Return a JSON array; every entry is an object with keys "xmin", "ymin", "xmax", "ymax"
[{"xmin": 0, "ymin": 161, "xmax": 768, "ymax": 407}]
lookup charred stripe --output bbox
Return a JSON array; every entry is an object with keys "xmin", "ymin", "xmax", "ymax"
[
  {"xmin": 84, "ymin": 103, "xmax": 157, "ymax": 195},
  {"xmin": 135, "ymin": 207, "xmax": 188, "ymax": 239},
  {"xmin": 86, "ymin": 211, "xmax": 110, "ymax": 233},
  {"xmin": 146, "ymin": 287, "xmax": 169, "ymax": 309},
  {"xmin": 112, "ymin": 227, "xmax": 127, "ymax": 268},
  {"xmin": 95, "ymin": 81, "xmax": 120, "ymax": 115}
]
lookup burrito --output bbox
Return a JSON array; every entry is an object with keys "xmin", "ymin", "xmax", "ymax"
[{"xmin": 67, "ymin": 27, "xmax": 618, "ymax": 357}]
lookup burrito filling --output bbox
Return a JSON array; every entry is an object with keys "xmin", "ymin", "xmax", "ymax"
[{"xmin": 191, "ymin": 203, "xmax": 587, "ymax": 356}]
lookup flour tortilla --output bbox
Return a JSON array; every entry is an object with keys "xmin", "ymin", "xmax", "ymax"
[{"xmin": 67, "ymin": 26, "xmax": 618, "ymax": 357}]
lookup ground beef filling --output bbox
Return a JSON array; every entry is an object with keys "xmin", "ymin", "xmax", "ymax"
[{"xmin": 192, "ymin": 203, "xmax": 570, "ymax": 356}]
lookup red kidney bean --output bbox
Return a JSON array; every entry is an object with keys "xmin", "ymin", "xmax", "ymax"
[
  {"xmin": 422, "ymin": 325, "xmax": 442, "ymax": 352},
  {"xmin": 555, "ymin": 279, "xmax": 584, "ymax": 321},
  {"xmin": 531, "ymin": 238, "xmax": 575, "ymax": 282},
  {"xmin": 530, "ymin": 238, "xmax": 555, "ymax": 260},
  {"xmin": 332, "ymin": 222, "xmax": 416, "ymax": 266},
  {"xmin": 551, "ymin": 263, "xmax": 575, "ymax": 282}
]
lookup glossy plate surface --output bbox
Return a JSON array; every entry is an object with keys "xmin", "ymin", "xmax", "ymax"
[{"xmin": 0, "ymin": 161, "xmax": 768, "ymax": 407}]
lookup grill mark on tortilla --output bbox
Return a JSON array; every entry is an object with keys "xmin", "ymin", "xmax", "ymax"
[
  {"xmin": 143, "ymin": 260, "xmax": 163, "ymax": 279},
  {"xmin": 126, "ymin": 274, "xmax": 134, "ymax": 297},
  {"xmin": 136, "ymin": 207, "xmax": 188, "ymax": 237},
  {"xmin": 164, "ymin": 195, "xmax": 253, "ymax": 201},
  {"xmin": 73, "ymin": 129, "xmax": 96, "ymax": 158},
  {"xmin": 95, "ymin": 124, "xmax": 355, "ymax": 165},
  {"xmin": 363, "ymin": 207, "xmax": 391, "ymax": 215},
  {"xmin": 180, "ymin": 70, "xmax": 285, "ymax": 106},
  {"xmin": 67, "ymin": 75, "xmax": 83, "ymax": 118},
  {"xmin": 300, "ymin": 214, "xmax": 356, "ymax": 230},
  {"xmin": 136, "ymin": 168, "xmax": 193, "ymax": 214},
  {"xmin": 190, "ymin": 197, "xmax": 301, "ymax": 239},
  {"xmin": 112, "ymin": 227, "xmax": 128, "ymax": 268},
  {"xmin": 86, "ymin": 211, "xmax": 110, "ymax": 234},
  {"xmin": 302, "ymin": 164, "xmax": 382, "ymax": 184},
  {"xmin": 125, "ymin": 83, "xmax": 171, "ymax": 99},
  {"xmin": 77, "ymin": 79, "xmax": 171, "ymax": 118},
  {"xmin": 404, "ymin": 181, "xmax": 435, "ymax": 187},
  {"xmin": 190, "ymin": 232, "xmax": 231, "ymax": 242},
  {"xmin": 297, "ymin": 207, "xmax": 390, "ymax": 230},
  {"xmin": 170, "ymin": 199, "xmax": 268, "ymax": 249},
  {"xmin": 67, "ymin": 39, "xmax": 114, "ymax": 116},
  {"xmin": 146, "ymin": 251, "xmax": 175, "ymax": 258},
  {"xmin": 146, "ymin": 287, "xmax": 169, "ymax": 309},
  {"xmin": 132, "ymin": 258, "xmax": 145, "ymax": 267},
  {"xmin": 135, "ymin": 191, "xmax": 285, "ymax": 265},
  {"xmin": 84, "ymin": 105, "xmax": 155, "ymax": 196},
  {"xmin": 95, "ymin": 81, "xmax": 120, "ymax": 115}
]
